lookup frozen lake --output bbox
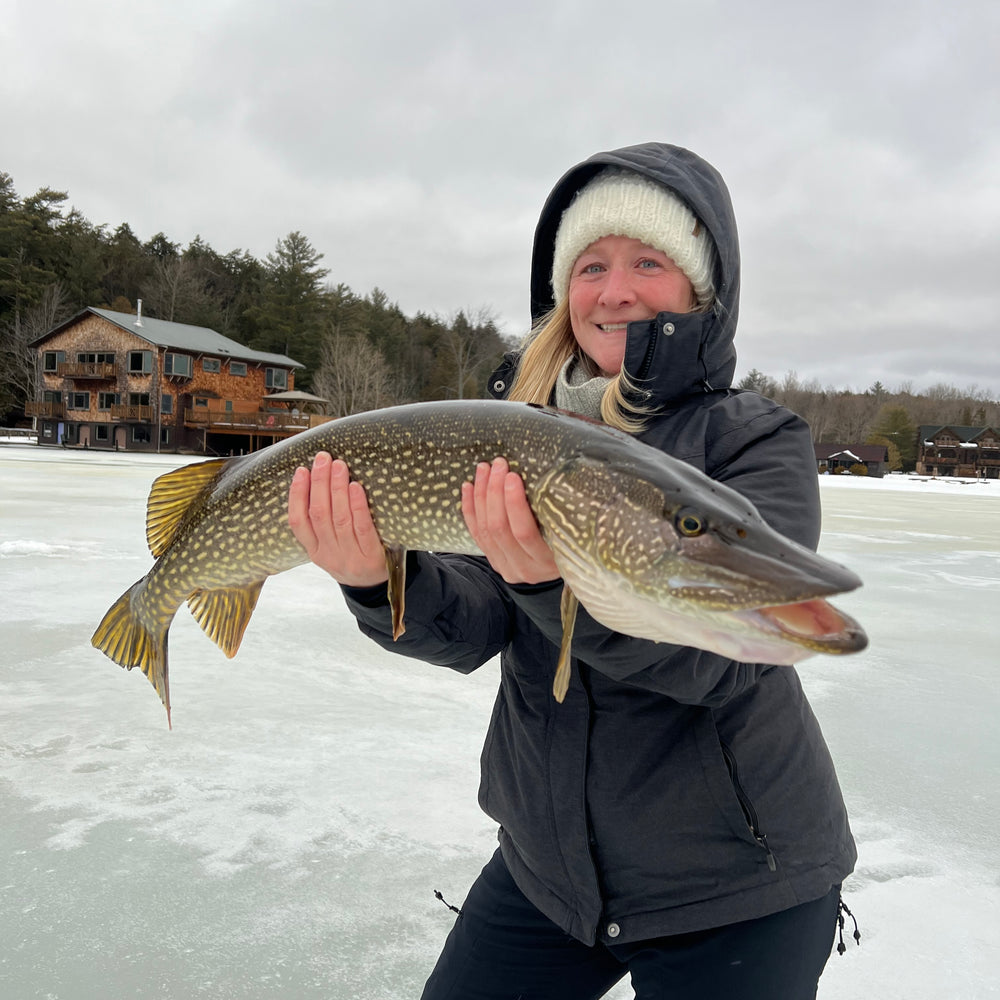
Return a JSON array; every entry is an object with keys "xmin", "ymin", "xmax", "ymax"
[{"xmin": 2, "ymin": 445, "xmax": 998, "ymax": 998}]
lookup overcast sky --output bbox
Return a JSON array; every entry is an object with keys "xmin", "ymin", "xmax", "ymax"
[{"xmin": 3, "ymin": 0, "xmax": 998, "ymax": 395}]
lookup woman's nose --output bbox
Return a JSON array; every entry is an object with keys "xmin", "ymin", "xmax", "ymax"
[{"xmin": 597, "ymin": 266, "xmax": 636, "ymax": 307}]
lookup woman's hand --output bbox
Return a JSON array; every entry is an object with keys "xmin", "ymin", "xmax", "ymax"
[
  {"xmin": 462, "ymin": 457, "xmax": 560, "ymax": 585},
  {"xmin": 287, "ymin": 452, "xmax": 389, "ymax": 587}
]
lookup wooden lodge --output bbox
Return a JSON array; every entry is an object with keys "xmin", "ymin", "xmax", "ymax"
[
  {"xmin": 26, "ymin": 306, "xmax": 318, "ymax": 455},
  {"xmin": 915, "ymin": 425, "xmax": 1000, "ymax": 479}
]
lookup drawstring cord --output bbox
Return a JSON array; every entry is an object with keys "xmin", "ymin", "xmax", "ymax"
[
  {"xmin": 837, "ymin": 895, "xmax": 861, "ymax": 954},
  {"xmin": 434, "ymin": 890, "xmax": 462, "ymax": 916}
]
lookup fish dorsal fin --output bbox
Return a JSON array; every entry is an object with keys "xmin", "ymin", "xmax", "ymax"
[
  {"xmin": 187, "ymin": 580, "xmax": 266, "ymax": 658},
  {"xmin": 146, "ymin": 459, "xmax": 229, "ymax": 557}
]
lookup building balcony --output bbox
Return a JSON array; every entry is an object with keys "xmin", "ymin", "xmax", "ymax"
[
  {"xmin": 110, "ymin": 404, "xmax": 154, "ymax": 422},
  {"xmin": 184, "ymin": 408, "xmax": 311, "ymax": 433},
  {"xmin": 26, "ymin": 401, "xmax": 65, "ymax": 418},
  {"xmin": 57, "ymin": 362, "xmax": 117, "ymax": 379}
]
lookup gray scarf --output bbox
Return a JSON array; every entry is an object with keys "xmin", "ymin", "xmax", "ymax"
[{"xmin": 554, "ymin": 357, "xmax": 611, "ymax": 421}]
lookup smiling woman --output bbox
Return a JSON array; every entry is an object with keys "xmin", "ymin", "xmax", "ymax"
[{"xmin": 289, "ymin": 143, "xmax": 859, "ymax": 1000}]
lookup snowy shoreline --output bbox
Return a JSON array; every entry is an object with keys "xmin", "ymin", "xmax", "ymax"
[{"xmin": 4, "ymin": 439, "xmax": 1000, "ymax": 498}]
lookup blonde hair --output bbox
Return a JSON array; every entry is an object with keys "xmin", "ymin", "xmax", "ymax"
[{"xmin": 507, "ymin": 300, "xmax": 652, "ymax": 433}]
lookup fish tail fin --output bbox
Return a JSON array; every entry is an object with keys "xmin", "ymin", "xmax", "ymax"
[{"xmin": 92, "ymin": 580, "xmax": 172, "ymax": 728}]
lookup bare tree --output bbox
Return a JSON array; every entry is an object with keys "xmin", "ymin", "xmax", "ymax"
[
  {"xmin": 312, "ymin": 324, "xmax": 398, "ymax": 418},
  {"xmin": 0, "ymin": 282, "xmax": 70, "ymax": 414},
  {"xmin": 436, "ymin": 306, "xmax": 508, "ymax": 399},
  {"xmin": 140, "ymin": 256, "xmax": 209, "ymax": 322}
]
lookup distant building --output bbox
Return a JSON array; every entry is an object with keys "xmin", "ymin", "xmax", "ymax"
[
  {"xmin": 814, "ymin": 443, "xmax": 890, "ymax": 478},
  {"xmin": 26, "ymin": 306, "xmax": 309, "ymax": 454},
  {"xmin": 916, "ymin": 425, "xmax": 1000, "ymax": 479}
]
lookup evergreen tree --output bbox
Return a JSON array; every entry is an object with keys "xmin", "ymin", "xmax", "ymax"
[
  {"xmin": 242, "ymin": 231, "xmax": 329, "ymax": 384},
  {"xmin": 870, "ymin": 404, "xmax": 918, "ymax": 470}
]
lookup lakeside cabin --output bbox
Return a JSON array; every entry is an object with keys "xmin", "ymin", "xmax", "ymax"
[
  {"xmin": 814, "ymin": 442, "xmax": 890, "ymax": 478},
  {"xmin": 26, "ymin": 306, "xmax": 328, "ymax": 455}
]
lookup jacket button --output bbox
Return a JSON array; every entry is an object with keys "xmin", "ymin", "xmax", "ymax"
[
  {"xmin": 606, "ymin": 922, "xmax": 621, "ymax": 938},
  {"xmin": 662, "ymin": 322, "xmax": 675, "ymax": 336}
]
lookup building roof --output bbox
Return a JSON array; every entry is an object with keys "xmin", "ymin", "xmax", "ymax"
[
  {"xmin": 31, "ymin": 307, "xmax": 304, "ymax": 369},
  {"xmin": 813, "ymin": 443, "xmax": 889, "ymax": 463},
  {"xmin": 917, "ymin": 424, "xmax": 999, "ymax": 443}
]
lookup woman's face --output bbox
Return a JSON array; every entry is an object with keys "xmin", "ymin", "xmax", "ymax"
[{"xmin": 567, "ymin": 234, "xmax": 695, "ymax": 377}]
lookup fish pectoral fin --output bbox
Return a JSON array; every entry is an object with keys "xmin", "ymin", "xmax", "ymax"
[
  {"xmin": 553, "ymin": 585, "xmax": 579, "ymax": 703},
  {"xmin": 187, "ymin": 580, "xmax": 266, "ymax": 659},
  {"xmin": 146, "ymin": 459, "xmax": 230, "ymax": 557},
  {"xmin": 384, "ymin": 544, "xmax": 408, "ymax": 641},
  {"xmin": 91, "ymin": 579, "xmax": 172, "ymax": 728}
]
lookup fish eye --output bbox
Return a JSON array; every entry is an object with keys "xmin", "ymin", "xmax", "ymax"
[{"xmin": 676, "ymin": 508, "xmax": 705, "ymax": 537}]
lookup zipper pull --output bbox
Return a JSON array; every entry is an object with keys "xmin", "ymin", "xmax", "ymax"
[{"xmin": 756, "ymin": 833, "xmax": 777, "ymax": 871}]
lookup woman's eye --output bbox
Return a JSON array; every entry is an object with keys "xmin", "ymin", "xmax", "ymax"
[
  {"xmin": 579, "ymin": 262, "xmax": 604, "ymax": 274},
  {"xmin": 637, "ymin": 258, "xmax": 661, "ymax": 269}
]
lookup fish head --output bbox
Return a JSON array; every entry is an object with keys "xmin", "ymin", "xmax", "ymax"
[{"xmin": 533, "ymin": 451, "xmax": 868, "ymax": 662}]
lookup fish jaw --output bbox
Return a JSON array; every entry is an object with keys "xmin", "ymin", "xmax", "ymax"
[{"xmin": 554, "ymin": 562, "xmax": 867, "ymax": 664}]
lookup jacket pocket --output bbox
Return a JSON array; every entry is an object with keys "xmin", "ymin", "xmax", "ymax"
[{"xmin": 719, "ymin": 740, "xmax": 777, "ymax": 872}]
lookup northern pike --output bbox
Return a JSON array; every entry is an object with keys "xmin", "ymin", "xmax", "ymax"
[{"xmin": 92, "ymin": 400, "xmax": 867, "ymax": 725}]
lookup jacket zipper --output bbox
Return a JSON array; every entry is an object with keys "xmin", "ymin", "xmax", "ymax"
[{"xmin": 720, "ymin": 741, "xmax": 777, "ymax": 872}]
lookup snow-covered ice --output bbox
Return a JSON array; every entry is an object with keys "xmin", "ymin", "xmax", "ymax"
[{"xmin": 2, "ymin": 445, "xmax": 998, "ymax": 998}]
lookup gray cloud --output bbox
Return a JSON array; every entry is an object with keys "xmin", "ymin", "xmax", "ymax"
[{"xmin": 5, "ymin": 0, "xmax": 997, "ymax": 394}]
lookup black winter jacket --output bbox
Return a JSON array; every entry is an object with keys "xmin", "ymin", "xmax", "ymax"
[{"xmin": 343, "ymin": 143, "xmax": 856, "ymax": 945}]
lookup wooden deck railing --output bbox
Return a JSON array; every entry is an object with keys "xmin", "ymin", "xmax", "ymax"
[
  {"xmin": 57, "ymin": 362, "xmax": 117, "ymax": 379},
  {"xmin": 25, "ymin": 401, "xmax": 65, "ymax": 418},
  {"xmin": 183, "ymin": 409, "xmax": 310, "ymax": 432}
]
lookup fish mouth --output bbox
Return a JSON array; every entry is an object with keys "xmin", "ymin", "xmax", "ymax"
[{"xmin": 736, "ymin": 598, "xmax": 868, "ymax": 655}]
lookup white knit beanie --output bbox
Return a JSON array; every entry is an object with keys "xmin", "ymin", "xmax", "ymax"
[{"xmin": 550, "ymin": 168, "xmax": 716, "ymax": 309}]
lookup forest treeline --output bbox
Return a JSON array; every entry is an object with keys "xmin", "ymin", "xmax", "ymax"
[
  {"xmin": 737, "ymin": 369, "xmax": 999, "ymax": 471},
  {"xmin": 2, "ymin": 168, "xmax": 997, "ymax": 469},
  {"xmin": 0, "ymin": 170, "xmax": 510, "ymax": 422}
]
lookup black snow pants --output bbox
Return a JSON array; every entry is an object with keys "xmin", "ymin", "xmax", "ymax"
[{"xmin": 421, "ymin": 849, "xmax": 841, "ymax": 1000}]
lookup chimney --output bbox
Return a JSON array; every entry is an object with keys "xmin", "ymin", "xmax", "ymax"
[{"xmin": 135, "ymin": 299, "xmax": 143, "ymax": 327}]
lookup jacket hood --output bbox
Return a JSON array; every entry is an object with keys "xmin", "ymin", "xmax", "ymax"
[{"xmin": 529, "ymin": 143, "xmax": 741, "ymax": 403}]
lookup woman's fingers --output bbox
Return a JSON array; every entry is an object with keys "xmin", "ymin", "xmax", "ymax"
[
  {"xmin": 287, "ymin": 453, "xmax": 388, "ymax": 587},
  {"xmin": 462, "ymin": 458, "xmax": 559, "ymax": 584}
]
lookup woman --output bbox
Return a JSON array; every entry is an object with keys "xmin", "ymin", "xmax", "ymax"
[{"xmin": 288, "ymin": 143, "xmax": 857, "ymax": 999}]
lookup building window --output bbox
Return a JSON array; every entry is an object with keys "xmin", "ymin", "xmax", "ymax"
[
  {"xmin": 161, "ymin": 394, "xmax": 173, "ymax": 415},
  {"xmin": 129, "ymin": 393, "xmax": 151, "ymax": 406},
  {"xmin": 63, "ymin": 423, "xmax": 79, "ymax": 444},
  {"xmin": 193, "ymin": 397, "xmax": 209, "ymax": 408},
  {"xmin": 43, "ymin": 351, "xmax": 65, "ymax": 372},
  {"xmin": 132, "ymin": 426, "xmax": 152, "ymax": 443},
  {"xmin": 229, "ymin": 361, "xmax": 247, "ymax": 376},
  {"xmin": 265, "ymin": 368, "xmax": 288, "ymax": 389},
  {"xmin": 94, "ymin": 425, "xmax": 110, "ymax": 443},
  {"xmin": 68, "ymin": 392, "xmax": 91, "ymax": 410},
  {"xmin": 164, "ymin": 353, "xmax": 193, "ymax": 377},
  {"xmin": 77, "ymin": 352, "xmax": 115, "ymax": 364},
  {"xmin": 160, "ymin": 428, "xmax": 171, "ymax": 446},
  {"xmin": 128, "ymin": 350, "xmax": 152, "ymax": 374},
  {"xmin": 98, "ymin": 392, "xmax": 119, "ymax": 410},
  {"xmin": 202, "ymin": 358, "xmax": 221, "ymax": 373},
  {"xmin": 43, "ymin": 390, "xmax": 62, "ymax": 403}
]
